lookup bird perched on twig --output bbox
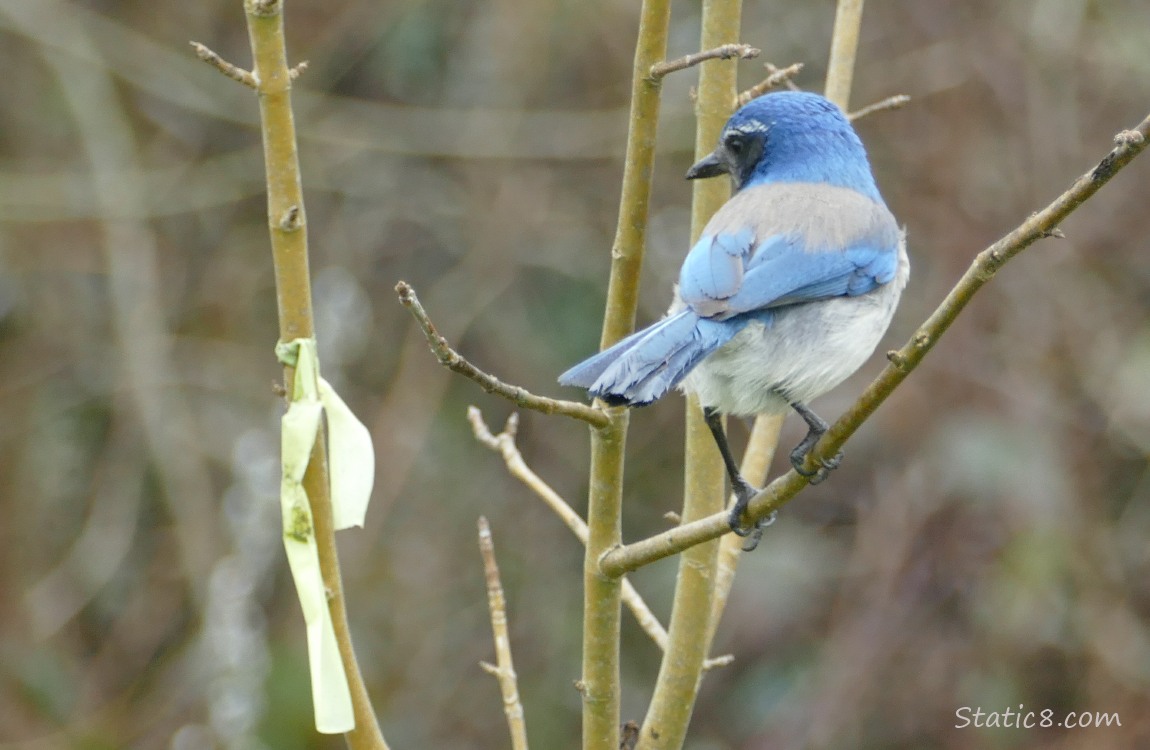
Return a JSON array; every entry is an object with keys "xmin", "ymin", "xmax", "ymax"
[{"xmin": 560, "ymin": 91, "xmax": 908, "ymax": 550}]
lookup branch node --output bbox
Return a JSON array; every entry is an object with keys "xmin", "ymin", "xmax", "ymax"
[
  {"xmin": 189, "ymin": 41, "xmax": 257, "ymax": 89},
  {"xmin": 619, "ymin": 720, "xmax": 640, "ymax": 750},
  {"xmin": 1115, "ymin": 129, "xmax": 1145, "ymax": 147},
  {"xmin": 279, "ymin": 205, "xmax": 303, "ymax": 231},
  {"xmin": 885, "ymin": 350, "xmax": 907, "ymax": 369},
  {"xmin": 663, "ymin": 511, "xmax": 682, "ymax": 524},
  {"xmin": 246, "ymin": 0, "xmax": 281, "ymax": 16}
]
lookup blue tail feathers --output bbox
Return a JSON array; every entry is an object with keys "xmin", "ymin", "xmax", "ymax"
[{"xmin": 558, "ymin": 310, "xmax": 748, "ymax": 406}]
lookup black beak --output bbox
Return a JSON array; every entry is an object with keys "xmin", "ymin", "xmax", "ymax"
[{"xmin": 685, "ymin": 150, "xmax": 727, "ymax": 180}]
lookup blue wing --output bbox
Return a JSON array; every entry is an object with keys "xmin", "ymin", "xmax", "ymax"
[
  {"xmin": 678, "ymin": 228, "xmax": 898, "ymax": 321},
  {"xmin": 559, "ymin": 185, "xmax": 901, "ymax": 407},
  {"xmin": 557, "ymin": 309, "xmax": 747, "ymax": 405}
]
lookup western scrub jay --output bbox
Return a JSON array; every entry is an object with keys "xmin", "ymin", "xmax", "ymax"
[{"xmin": 560, "ymin": 91, "xmax": 908, "ymax": 546}]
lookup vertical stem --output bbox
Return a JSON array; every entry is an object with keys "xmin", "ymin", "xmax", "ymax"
[
  {"xmin": 582, "ymin": 1, "xmax": 671, "ymax": 748},
  {"xmin": 699, "ymin": 0, "xmax": 870, "ymax": 681},
  {"xmin": 824, "ymin": 0, "xmax": 866, "ymax": 110},
  {"xmin": 478, "ymin": 517, "xmax": 529, "ymax": 750},
  {"xmin": 598, "ymin": 0, "xmax": 673, "ymax": 349},
  {"xmin": 706, "ymin": 414, "xmax": 783, "ymax": 638},
  {"xmin": 243, "ymin": 2, "xmax": 387, "ymax": 747},
  {"xmin": 634, "ymin": 1, "xmax": 740, "ymax": 747},
  {"xmin": 583, "ymin": 412, "xmax": 628, "ymax": 750},
  {"xmin": 634, "ymin": 402, "xmax": 725, "ymax": 750}
]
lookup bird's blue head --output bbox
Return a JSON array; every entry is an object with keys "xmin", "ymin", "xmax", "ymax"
[{"xmin": 686, "ymin": 91, "xmax": 882, "ymax": 201}]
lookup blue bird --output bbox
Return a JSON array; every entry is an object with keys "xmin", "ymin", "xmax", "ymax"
[{"xmin": 559, "ymin": 91, "xmax": 908, "ymax": 547}]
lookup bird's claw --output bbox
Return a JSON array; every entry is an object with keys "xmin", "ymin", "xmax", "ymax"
[
  {"xmin": 727, "ymin": 480, "xmax": 776, "ymax": 552},
  {"xmin": 736, "ymin": 510, "xmax": 777, "ymax": 552},
  {"xmin": 790, "ymin": 446, "xmax": 843, "ymax": 484}
]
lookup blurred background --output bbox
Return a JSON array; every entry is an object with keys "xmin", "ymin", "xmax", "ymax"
[{"xmin": 2, "ymin": 0, "xmax": 1150, "ymax": 748}]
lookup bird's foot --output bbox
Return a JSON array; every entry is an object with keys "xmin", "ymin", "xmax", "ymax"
[
  {"xmin": 789, "ymin": 436, "xmax": 843, "ymax": 485},
  {"xmin": 727, "ymin": 478, "xmax": 776, "ymax": 552}
]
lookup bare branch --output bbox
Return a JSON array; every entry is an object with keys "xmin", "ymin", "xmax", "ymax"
[
  {"xmin": 395, "ymin": 281, "xmax": 609, "ymax": 429},
  {"xmin": 735, "ymin": 61, "xmax": 804, "ymax": 107},
  {"xmin": 649, "ymin": 43, "xmax": 759, "ymax": 80},
  {"xmin": 468, "ymin": 408, "xmax": 731, "ymax": 670},
  {"xmin": 848, "ymin": 94, "xmax": 911, "ymax": 121},
  {"xmin": 189, "ymin": 41, "xmax": 256, "ymax": 89},
  {"xmin": 467, "ymin": 408, "xmax": 733, "ymax": 670},
  {"xmin": 477, "ymin": 517, "xmax": 529, "ymax": 750},
  {"xmin": 599, "ymin": 108, "xmax": 1150, "ymax": 578}
]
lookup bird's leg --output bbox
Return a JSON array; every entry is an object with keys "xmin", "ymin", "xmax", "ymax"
[
  {"xmin": 788, "ymin": 401, "xmax": 843, "ymax": 484},
  {"xmin": 703, "ymin": 407, "xmax": 775, "ymax": 551}
]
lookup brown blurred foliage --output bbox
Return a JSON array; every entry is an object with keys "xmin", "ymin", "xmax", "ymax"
[{"xmin": 2, "ymin": 1, "xmax": 1150, "ymax": 748}]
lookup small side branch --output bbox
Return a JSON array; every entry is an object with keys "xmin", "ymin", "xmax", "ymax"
[
  {"xmin": 395, "ymin": 282, "xmax": 609, "ymax": 429},
  {"xmin": 599, "ymin": 108, "xmax": 1150, "ymax": 578},
  {"xmin": 467, "ymin": 408, "xmax": 733, "ymax": 670},
  {"xmin": 649, "ymin": 43, "xmax": 759, "ymax": 81},
  {"xmin": 735, "ymin": 61, "xmax": 804, "ymax": 107},
  {"xmin": 189, "ymin": 41, "xmax": 257, "ymax": 89},
  {"xmin": 477, "ymin": 517, "xmax": 529, "ymax": 750},
  {"xmin": 848, "ymin": 94, "xmax": 911, "ymax": 122}
]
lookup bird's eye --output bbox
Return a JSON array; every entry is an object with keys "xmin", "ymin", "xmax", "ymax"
[{"xmin": 726, "ymin": 135, "xmax": 744, "ymax": 154}]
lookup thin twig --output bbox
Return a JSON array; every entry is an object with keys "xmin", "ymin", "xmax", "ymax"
[
  {"xmin": 649, "ymin": 43, "xmax": 759, "ymax": 80},
  {"xmin": 395, "ymin": 281, "xmax": 608, "ymax": 429},
  {"xmin": 467, "ymin": 408, "xmax": 734, "ymax": 671},
  {"xmin": 766, "ymin": 62, "xmax": 803, "ymax": 91},
  {"xmin": 189, "ymin": 41, "xmax": 257, "ymax": 89},
  {"xmin": 734, "ymin": 61, "xmax": 804, "ymax": 106},
  {"xmin": 477, "ymin": 517, "xmax": 529, "ymax": 750},
  {"xmin": 599, "ymin": 109, "xmax": 1150, "ymax": 578},
  {"xmin": 848, "ymin": 94, "xmax": 911, "ymax": 121}
]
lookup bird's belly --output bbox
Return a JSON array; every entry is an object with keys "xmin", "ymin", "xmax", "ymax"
[{"xmin": 680, "ymin": 289, "xmax": 899, "ymax": 417}]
